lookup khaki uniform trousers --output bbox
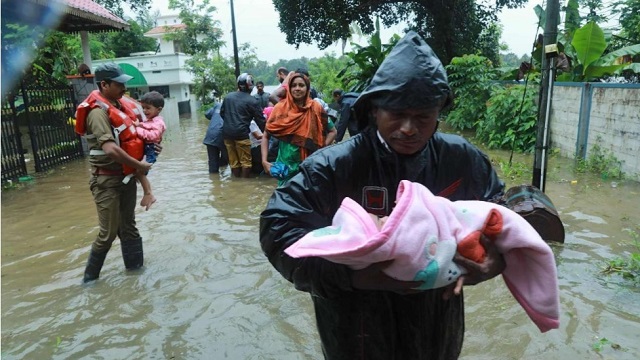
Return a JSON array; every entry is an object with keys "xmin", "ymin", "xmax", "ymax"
[{"xmin": 89, "ymin": 174, "xmax": 140, "ymax": 253}]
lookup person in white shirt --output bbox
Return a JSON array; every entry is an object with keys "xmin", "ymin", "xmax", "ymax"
[{"xmin": 249, "ymin": 119, "xmax": 264, "ymax": 174}]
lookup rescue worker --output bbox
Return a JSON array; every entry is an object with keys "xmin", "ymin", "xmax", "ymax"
[
  {"xmin": 75, "ymin": 63, "xmax": 152, "ymax": 283},
  {"xmin": 260, "ymin": 32, "xmax": 507, "ymax": 359}
]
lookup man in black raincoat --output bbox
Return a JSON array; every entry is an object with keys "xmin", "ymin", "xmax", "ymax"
[{"xmin": 260, "ymin": 31, "xmax": 506, "ymax": 360}]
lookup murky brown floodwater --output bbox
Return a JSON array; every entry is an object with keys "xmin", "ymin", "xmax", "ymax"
[{"xmin": 2, "ymin": 113, "xmax": 639, "ymax": 359}]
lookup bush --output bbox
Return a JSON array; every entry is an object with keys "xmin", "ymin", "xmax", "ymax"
[
  {"xmin": 575, "ymin": 138, "xmax": 625, "ymax": 180},
  {"xmin": 445, "ymin": 54, "xmax": 496, "ymax": 130},
  {"xmin": 476, "ymin": 84, "xmax": 538, "ymax": 152}
]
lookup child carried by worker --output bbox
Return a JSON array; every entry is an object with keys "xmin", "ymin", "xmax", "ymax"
[{"xmin": 135, "ymin": 91, "xmax": 167, "ymax": 210}]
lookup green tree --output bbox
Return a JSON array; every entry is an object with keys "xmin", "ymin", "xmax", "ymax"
[
  {"xmin": 501, "ymin": 52, "xmax": 522, "ymax": 67},
  {"xmin": 477, "ymin": 83, "xmax": 538, "ymax": 152},
  {"xmin": 165, "ymin": 0, "xmax": 225, "ymax": 55},
  {"xmin": 165, "ymin": 0, "xmax": 227, "ymax": 102},
  {"xmin": 445, "ymin": 54, "xmax": 497, "ymax": 130},
  {"xmin": 612, "ymin": 0, "xmax": 640, "ymax": 52},
  {"xmin": 308, "ymin": 53, "xmax": 350, "ymax": 98},
  {"xmin": 95, "ymin": 0, "xmax": 153, "ymax": 18},
  {"xmin": 477, "ymin": 22, "xmax": 506, "ymax": 67},
  {"xmin": 187, "ymin": 53, "xmax": 235, "ymax": 104},
  {"xmin": 107, "ymin": 19, "xmax": 157, "ymax": 58},
  {"xmin": 272, "ymin": 0, "xmax": 528, "ymax": 65},
  {"xmin": 338, "ymin": 18, "xmax": 400, "ymax": 92},
  {"xmin": 237, "ymin": 42, "xmax": 273, "ymax": 83}
]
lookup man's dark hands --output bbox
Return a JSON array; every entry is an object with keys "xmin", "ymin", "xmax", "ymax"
[
  {"xmin": 154, "ymin": 143, "xmax": 163, "ymax": 155},
  {"xmin": 350, "ymin": 260, "xmax": 423, "ymax": 294},
  {"xmin": 442, "ymin": 234, "xmax": 506, "ymax": 300}
]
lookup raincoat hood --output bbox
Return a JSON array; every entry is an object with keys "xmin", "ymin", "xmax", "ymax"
[{"xmin": 353, "ymin": 31, "xmax": 452, "ymax": 130}]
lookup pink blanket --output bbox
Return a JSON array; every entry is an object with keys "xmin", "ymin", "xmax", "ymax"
[{"xmin": 285, "ymin": 180, "xmax": 560, "ymax": 332}]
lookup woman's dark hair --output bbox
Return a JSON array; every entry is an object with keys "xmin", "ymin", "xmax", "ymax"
[
  {"xmin": 140, "ymin": 91, "xmax": 164, "ymax": 108},
  {"xmin": 288, "ymin": 73, "xmax": 311, "ymax": 98},
  {"xmin": 295, "ymin": 68, "xmax": 310, "ymax": 77}
]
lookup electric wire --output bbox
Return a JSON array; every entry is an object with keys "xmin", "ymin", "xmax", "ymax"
[{"xmin": 507, "ymin": 0, "xmax": 545, "ymax": 167}]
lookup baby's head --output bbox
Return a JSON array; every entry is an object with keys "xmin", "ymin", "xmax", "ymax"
[
  {"xmin": 369, "ymin": 214, "xmax": 388, "ymax": 230},
  {"xmin": 140, "ymin": 91, "xmax": 164, "ymax": 119}
]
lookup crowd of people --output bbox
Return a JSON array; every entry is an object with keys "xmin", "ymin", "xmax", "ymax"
[
  {"xmin": 76, "ymin": 31, "xmax": 558, "ymax": 360},
  {"xmin": 203, "ymin": 66, "xmax": 343, "ymax": 182}
]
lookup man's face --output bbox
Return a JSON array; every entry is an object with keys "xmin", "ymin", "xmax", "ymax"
[
  {"xmin": 277, "ymin": 71, "xmax": 285, "ymax": 84},
  {"xmin": 257, "ymin": 84, "xmax": 264, "ymax": 94},
  {"xmin": 333, "ymin": 93, "xmax": 342, "ymax": 103},
  {"xmin": 373, "ymin": 107, "xmax": 440, "ymax": 155},
  {"xmin": 101, "ymin": 80, "xmax": 126, "ymax": 101}
]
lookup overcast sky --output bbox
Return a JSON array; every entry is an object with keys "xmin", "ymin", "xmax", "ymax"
[{"xmin": 141, "ymin": 1, "xmax": 544, "ymax": 64}]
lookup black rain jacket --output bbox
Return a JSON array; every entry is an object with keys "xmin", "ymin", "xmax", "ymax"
[{"xmin": 259, "ymin": 31, "xmax": 504, "ymax": 360}]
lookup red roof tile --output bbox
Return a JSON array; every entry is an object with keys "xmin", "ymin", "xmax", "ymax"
[{"xmin": 64, "ymin": 0, "xmax": 128, "ymax": 26}]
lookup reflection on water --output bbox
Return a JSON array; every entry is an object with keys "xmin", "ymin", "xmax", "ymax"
[{"xmin": 2, "ymin": 116, "xmax": 639, "ymax": 359}]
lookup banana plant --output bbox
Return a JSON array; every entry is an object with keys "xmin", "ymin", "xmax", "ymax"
[
  {"xmin": 531, "ymin": 0, "xmax": 639, "ymax": 81},
  {"xmin": 558, "ymin": 21, "xmax": 640, "ymax": 81},
  {"xmin": 337, "ymin": 18, "xmax": 400, "ymax": 92}
]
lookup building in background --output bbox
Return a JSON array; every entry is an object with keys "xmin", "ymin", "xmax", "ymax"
[{"xmin": 92, "ymin": 14, "xmax": 196, "ymax": 118}]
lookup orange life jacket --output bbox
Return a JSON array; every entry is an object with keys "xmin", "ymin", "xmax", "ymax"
[{"xmin": 75, "ymin": 90, "xmax": 145, "ymax": 175}]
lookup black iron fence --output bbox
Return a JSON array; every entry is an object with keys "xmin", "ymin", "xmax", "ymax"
[
  {"xmin": 1, "ymin": 75, "xmax": 84, "ymax": 184},
  {"xmin": 1, "ymin": 93, "xmax": 28, "ymax": 181}
]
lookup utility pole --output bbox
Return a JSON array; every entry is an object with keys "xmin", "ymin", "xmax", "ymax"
[
  {"xmin": 230, "ymin": 0, "xmax": 240, "ymax": 78},
  {"xmin": 532, "ymin": 0, "xmax": 560, "ymax": 192}
]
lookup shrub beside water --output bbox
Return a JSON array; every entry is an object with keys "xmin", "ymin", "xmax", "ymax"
[
  {"xmin": 477, "ymin": 84, "xmax": 538, "ymax": 152},
  {"xmin": 445, "ymin": 54, "xmax": 496, "ymax": 130}
]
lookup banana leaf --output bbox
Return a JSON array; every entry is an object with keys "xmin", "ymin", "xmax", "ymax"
[
  {"xmin": 621, "ymin": 62, "xmax": 640, "ymax": 74},
  {"xmin": 572, "ymin": 22, "xmax": 607, "ymax": 74},
  {"xmin": 595, "ymin": 44, "xmax": 640, "ymax": 66},
  {"xmin": 584, "ymin": 64, "xmax": 626, "ymax": 80}
]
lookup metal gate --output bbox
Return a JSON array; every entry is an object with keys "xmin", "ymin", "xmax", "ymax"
[
  {"xmin": 1, "ymin": 92, "xmax": 28, "ymax": 182},
  {"xmin": 1, "ymin": 75, "xmax": 84, "ymax": 184}
]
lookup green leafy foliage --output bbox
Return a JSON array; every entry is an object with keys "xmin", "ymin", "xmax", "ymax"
[
  {"xmin": 166, "ymin": 0, "xmax": 225, "ymax": 56},
  {"xmin": 532, "ymin": 1, "xmax": 640, "ymax": 82},
  {"xmin": 574, "ymin": 138, "xmax": 624, "ymax": 179},
  {"xmin": 166, "ymin": 0, "xmax": 229, "ymax": 102},
  {"xmin": 613, "ymin": 0, "xmax": 640, "ymax": 48},
  {"xmin": 95, "ymin": 0, "xmax": 152, "ymax": 18},
  {"xmin": 308, "ymin": 54, "xmax": 350, "ymax": 98},
  {"xmin": 476, "ymin": 83, "xmax": 538, "ymax": 152},
  {"xmin": 601, "ymin": 226, "xmax": 640, "ymax": 285},
  {"xmin": 338, "ymin": 18, "xmax": 399, "ymax": 92},
  {"xmin": 271, "ymin": 0, "xmax": 527, "ymax": 65},
  {"xmin": 106, "ymin": 20, "xmax": 157, "ymax": 58},
  {"xmin": 185, "ymin": 53, "xmax": 235, "ymax": 104},
  {"xmin": 445, "ymin": 54, "xmax": 496, "ymax": 130},
  {"xmin": 495, "ymin": 158, "xmax": 530, "ymax": 184},
  {"xmin": 238, "ymin": 43, "xmax": 274, "ymax": 85}
]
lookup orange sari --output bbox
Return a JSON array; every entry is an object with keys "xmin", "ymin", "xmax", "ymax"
[{"xmin": 266, "ymin": 78, "xmax": 328, "ymax": 160}]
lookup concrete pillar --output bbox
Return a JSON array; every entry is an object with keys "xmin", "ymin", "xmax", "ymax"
[{"xmin": 80, "ymin": 31, "xmax": 92, "ymax": 68}]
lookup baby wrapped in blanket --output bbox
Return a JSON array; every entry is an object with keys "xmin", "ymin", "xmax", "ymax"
[{"xmin": 285, "ymin": 180, "xmax": 560, "ymax": 332}]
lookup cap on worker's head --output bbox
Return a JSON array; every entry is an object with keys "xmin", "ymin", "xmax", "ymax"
[
  {"xmin": 95, "ymin": 63, "xmax": 133, "ymax": 84},
  {"xmin": 353, "ymin": 31, "xmax": 453, "ymax": 129}
]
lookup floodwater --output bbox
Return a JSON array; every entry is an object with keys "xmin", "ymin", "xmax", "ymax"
[{"xmin": 2, "ymin": 113, "xmax": 639, "ymax": 359}]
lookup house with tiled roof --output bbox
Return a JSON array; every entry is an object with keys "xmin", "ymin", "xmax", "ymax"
[{"xmin": 92, "ymin": 15, "xmax": 196, "ymax": 118}]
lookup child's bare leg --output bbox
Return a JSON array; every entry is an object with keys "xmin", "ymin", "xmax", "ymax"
[{"xmin": 138, "ymin": 173, "xmax": 156, "ymax": 211}]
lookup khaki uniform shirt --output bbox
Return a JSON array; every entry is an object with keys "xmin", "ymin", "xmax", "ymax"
[{"xmin": 86, "ymin": 107, "xmax": 122, "ymax": 171}]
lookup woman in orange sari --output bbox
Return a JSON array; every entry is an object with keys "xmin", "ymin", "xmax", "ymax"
[{"xmin": 261, "ymin": 72, "xmax": 337, "ymax": 185}]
